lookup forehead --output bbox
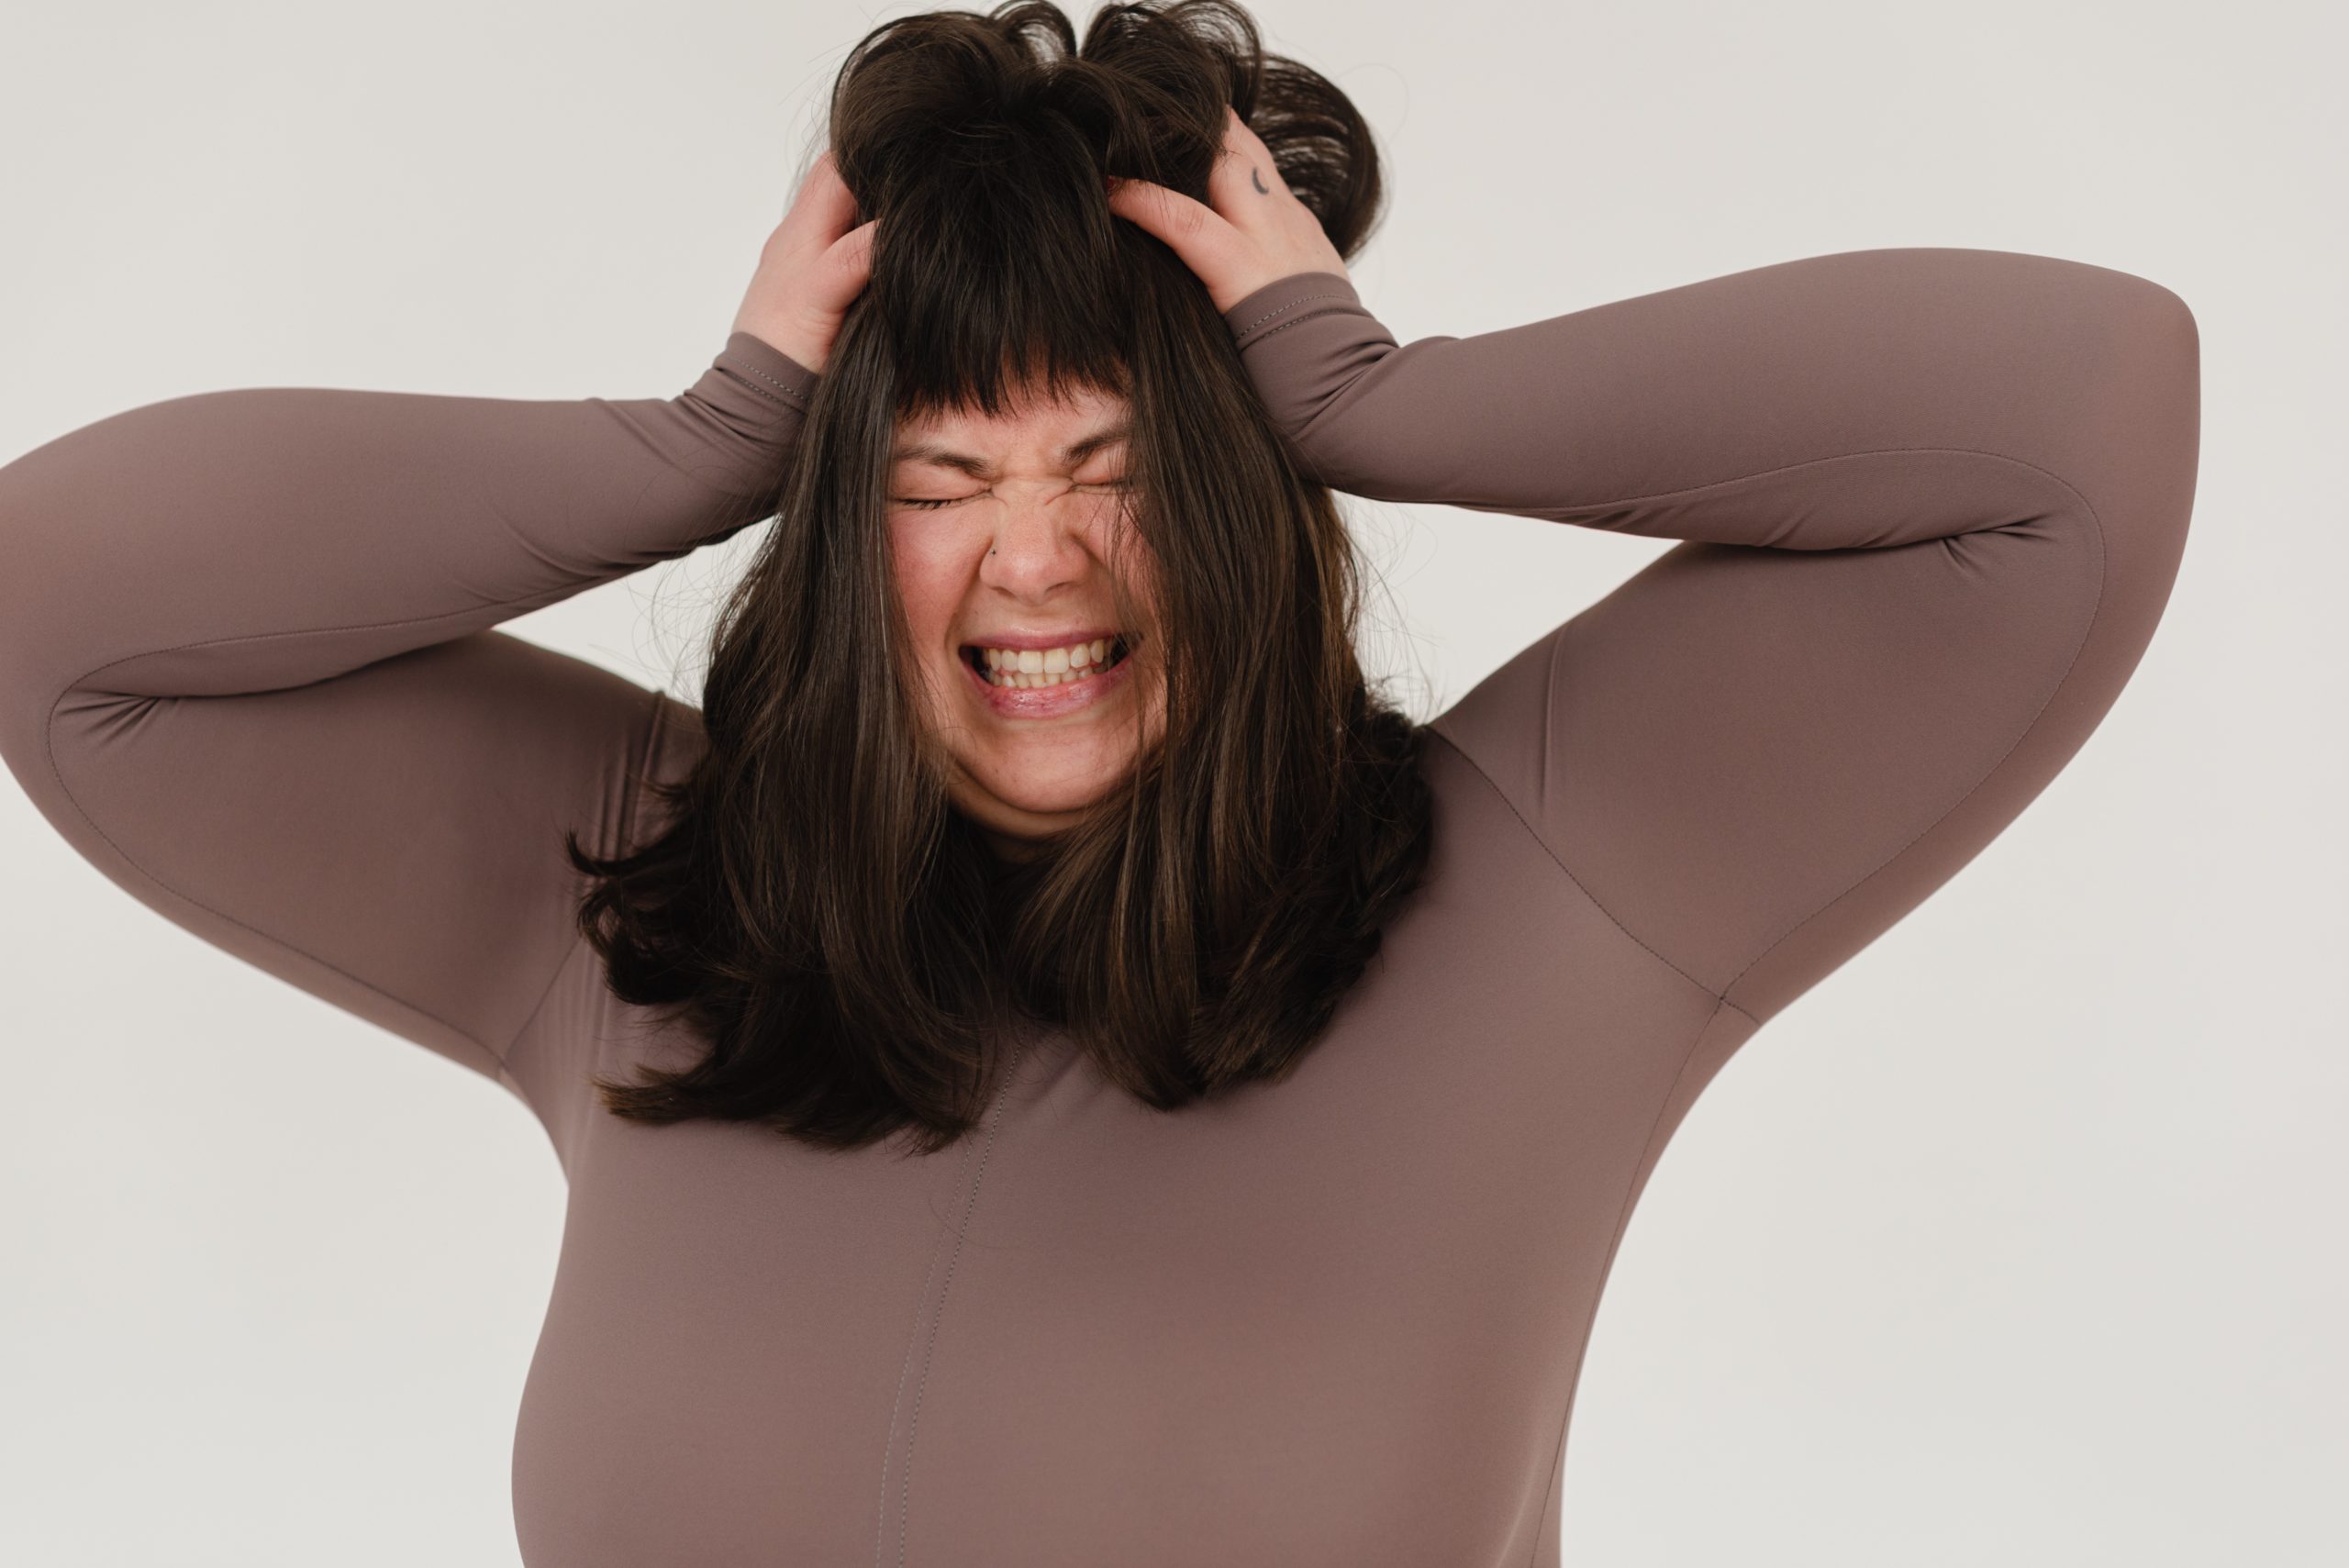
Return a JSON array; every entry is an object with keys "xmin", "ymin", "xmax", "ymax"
[{"xmin": 891, "ymin": 380, "xmax": 1132, "ymax": 467}]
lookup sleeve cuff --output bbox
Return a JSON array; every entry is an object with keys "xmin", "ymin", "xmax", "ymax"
[
  {"xmin": 1220, "ymin": 271, "xmax": 1368, "ymax": 352},
  {"xmin": 714, "ymin": 330, "xmax": 821, "ymax": 418}
]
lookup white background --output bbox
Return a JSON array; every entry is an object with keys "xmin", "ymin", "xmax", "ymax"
[{"xmin": 1, "ymin": 1, "xmax": 2340, "ymax": 1563}]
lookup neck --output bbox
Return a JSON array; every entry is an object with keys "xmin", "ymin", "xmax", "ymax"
[{"xmin": 983, "ymin": 828, "xmax": 1048, "ymax": 865}]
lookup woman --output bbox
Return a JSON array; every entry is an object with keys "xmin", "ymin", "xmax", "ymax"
[{"xmin": 0, "ymin": 1, "xmax": 2198, "ymax": 1562}]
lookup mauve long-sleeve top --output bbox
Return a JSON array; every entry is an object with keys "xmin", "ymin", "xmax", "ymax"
[{"xmin": 0, "ymin": 247, "xmax": 2199, "ymax": 1566}]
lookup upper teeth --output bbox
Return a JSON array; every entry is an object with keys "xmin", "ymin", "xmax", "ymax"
[{"xmin": 979, "ymin": 638, "xmax": 1116, "ymax": 687}]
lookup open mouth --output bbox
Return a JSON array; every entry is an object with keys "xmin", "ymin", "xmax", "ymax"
[{"xmin": 961, "ymin": 635, "xmax": 1134, "ymax": 690}]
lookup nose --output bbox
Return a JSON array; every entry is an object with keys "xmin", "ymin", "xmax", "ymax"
[{"xmin": 977, "ymin": 484, "xmax": 1093, "ymax": 601}]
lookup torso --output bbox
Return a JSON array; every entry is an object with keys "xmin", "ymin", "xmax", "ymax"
[{"xmin": 507, "ymin": 734, "xmax": 1755, "ymax": 1567}]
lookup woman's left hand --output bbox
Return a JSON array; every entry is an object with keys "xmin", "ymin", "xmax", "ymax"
[{"xmin": 1105, "ymin": 105, "xmax": 1353, "ymax": 313}]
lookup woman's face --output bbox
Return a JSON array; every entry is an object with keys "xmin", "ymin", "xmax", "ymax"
[{"xmin": 887, "ymin": 379, "xmax": 1163, "ymax": 851}]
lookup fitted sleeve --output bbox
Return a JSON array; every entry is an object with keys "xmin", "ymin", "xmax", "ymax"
[
  {"xmin": 1220, "ymin": 248, "xmax": 2199, "ymax": 1029},
  {"xmin": 0, "ymin": 330, "xmax": 819, "ymax": 1111}
]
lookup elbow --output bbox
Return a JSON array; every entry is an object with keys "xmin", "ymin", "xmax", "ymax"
[
  {"xmin": 1999, "ymin": 250, "xmax": 2198, "ymax": 414},
  {"xmin": 2036, "ymin": 259, "xmax": 2200, "ymax": 512},
  {"xmin": 2112, "ymin": 271, "xmax": 2201, "ymax": 516},
  {"xmin": 2133, "ymin": 271, "xmax": 2197, "ymax": 342},
  {"xmin": 2062, "ymin": 270, "xmax": 2200, "ymax": 651},
  {"xmin": 2088, "ymin": 261, "xmax": 2199, "ymax": 402},
  {"xmin": 2126, "ymin": 272, "xmax": 2199, "ymax": 402}
]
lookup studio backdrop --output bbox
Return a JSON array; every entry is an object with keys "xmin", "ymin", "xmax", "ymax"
[{"xmin": 0, "ymin": 2, "xmax": 2337, "ymax": 1565}]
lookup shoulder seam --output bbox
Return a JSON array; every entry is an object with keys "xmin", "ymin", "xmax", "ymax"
[{"xmin": 1422, "ymin": 722, "xmax": 1725, "ymax": 1007}]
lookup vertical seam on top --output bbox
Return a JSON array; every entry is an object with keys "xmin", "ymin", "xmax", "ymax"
[
  {"xmin": 884, "ymin": 1051, "xmax": 1023, "ymax": 1566},
  {"xmin": 872, "ymin": 1108, "xmax": 986, "ymax": 1567}
]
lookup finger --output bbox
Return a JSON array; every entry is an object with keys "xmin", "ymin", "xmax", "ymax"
[
  {"xmin": 1202, "ymin": 106, "xmax": 1293, "ymax": 230},
  {"xmin": 1106, "ymin": 176, "xmax": 1245, "ymax": 274},
  {"xmin": 833, "ymin": 217, "xmax": 879, "ymax": 283},
  {"xmin": 811, "ymin": 218, "xmax": 880, "ymax": 311},
  {"xmin": 779, "ymin": 149, "xmax": 861, "ymax": 249},
  {"xmin": 1220, "ymin": 102, "xmax": 1276, "ymax": 165}
]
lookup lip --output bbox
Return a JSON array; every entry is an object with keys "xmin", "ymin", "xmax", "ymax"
[{"xmin": 959, "ymin": 638, "xmax": 1137, "ymax": 720}]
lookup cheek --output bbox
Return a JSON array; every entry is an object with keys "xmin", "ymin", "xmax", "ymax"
[
  {"xmin": 1090, "ymin": 510, "xmax": 1162, "ymax": 627},
  {"xmin": 887, "ymin": 522, "xmax": 974, "ymax": 654}
]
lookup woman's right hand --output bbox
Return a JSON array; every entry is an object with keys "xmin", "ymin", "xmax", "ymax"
[{"xmin": 729, "ymin": 149, "xmax": 877, "ymax": 376}]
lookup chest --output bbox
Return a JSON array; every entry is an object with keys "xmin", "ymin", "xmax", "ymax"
[{"xmin": 510, "ymin": 775, "xmax": 1738, "ymax": 1566}]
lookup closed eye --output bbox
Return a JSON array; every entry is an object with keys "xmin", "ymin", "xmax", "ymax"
[{"xmin": 891, "ymin": 480, "xmax": 1134, "ymax": 511}]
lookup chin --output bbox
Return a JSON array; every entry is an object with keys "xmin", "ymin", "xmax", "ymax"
[
  {"xmin": 963, "ymin": 760, "xmax": 1127, "ymax": 821},
  {"xmin": 951, "ymin": 749, "xmax": 1135, "ymax": 834},
  {"xmin": 921, "ymin": 660, "xmax": 1164, "ymax": 840}
]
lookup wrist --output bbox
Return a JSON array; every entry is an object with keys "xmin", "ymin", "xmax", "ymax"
[
  {"xmin": 1220, "ymin": 270, "xmax": 1364, "ymax": 352},
  {"xmin": 714, "ymin": 331, "xmax": 821, "ymax": 419}
]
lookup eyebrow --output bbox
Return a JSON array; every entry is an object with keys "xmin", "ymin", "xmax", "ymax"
[{"xmin": 890, "ymin": 420, "xmax": 1133, "ymax": 479}]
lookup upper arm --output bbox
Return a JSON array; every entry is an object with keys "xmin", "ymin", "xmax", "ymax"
[
  {"xmin": 1428, "ymin": 284, "xmax": 2199, "ymax": 1029},
  {"xmin": 0, "ymin": 336, "xmax": 810, "ymax": 1122},
  {"xmin": 16, "ymin": 626, "xmax": 662, "ymax": 1105}
]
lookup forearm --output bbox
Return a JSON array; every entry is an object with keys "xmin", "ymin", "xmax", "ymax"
[
  {"xmin": 1221, "ymin": 247, "xmax": 2198, "ymax": 556},
  {"xmin": 0, "ymin": 330, "xmax": 817, "ymax": 715}
]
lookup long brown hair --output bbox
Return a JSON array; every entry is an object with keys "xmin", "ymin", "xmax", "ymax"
[{"xmin": 565, "ymin": 0, "xmax": 1433, "ymax": 1155}]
